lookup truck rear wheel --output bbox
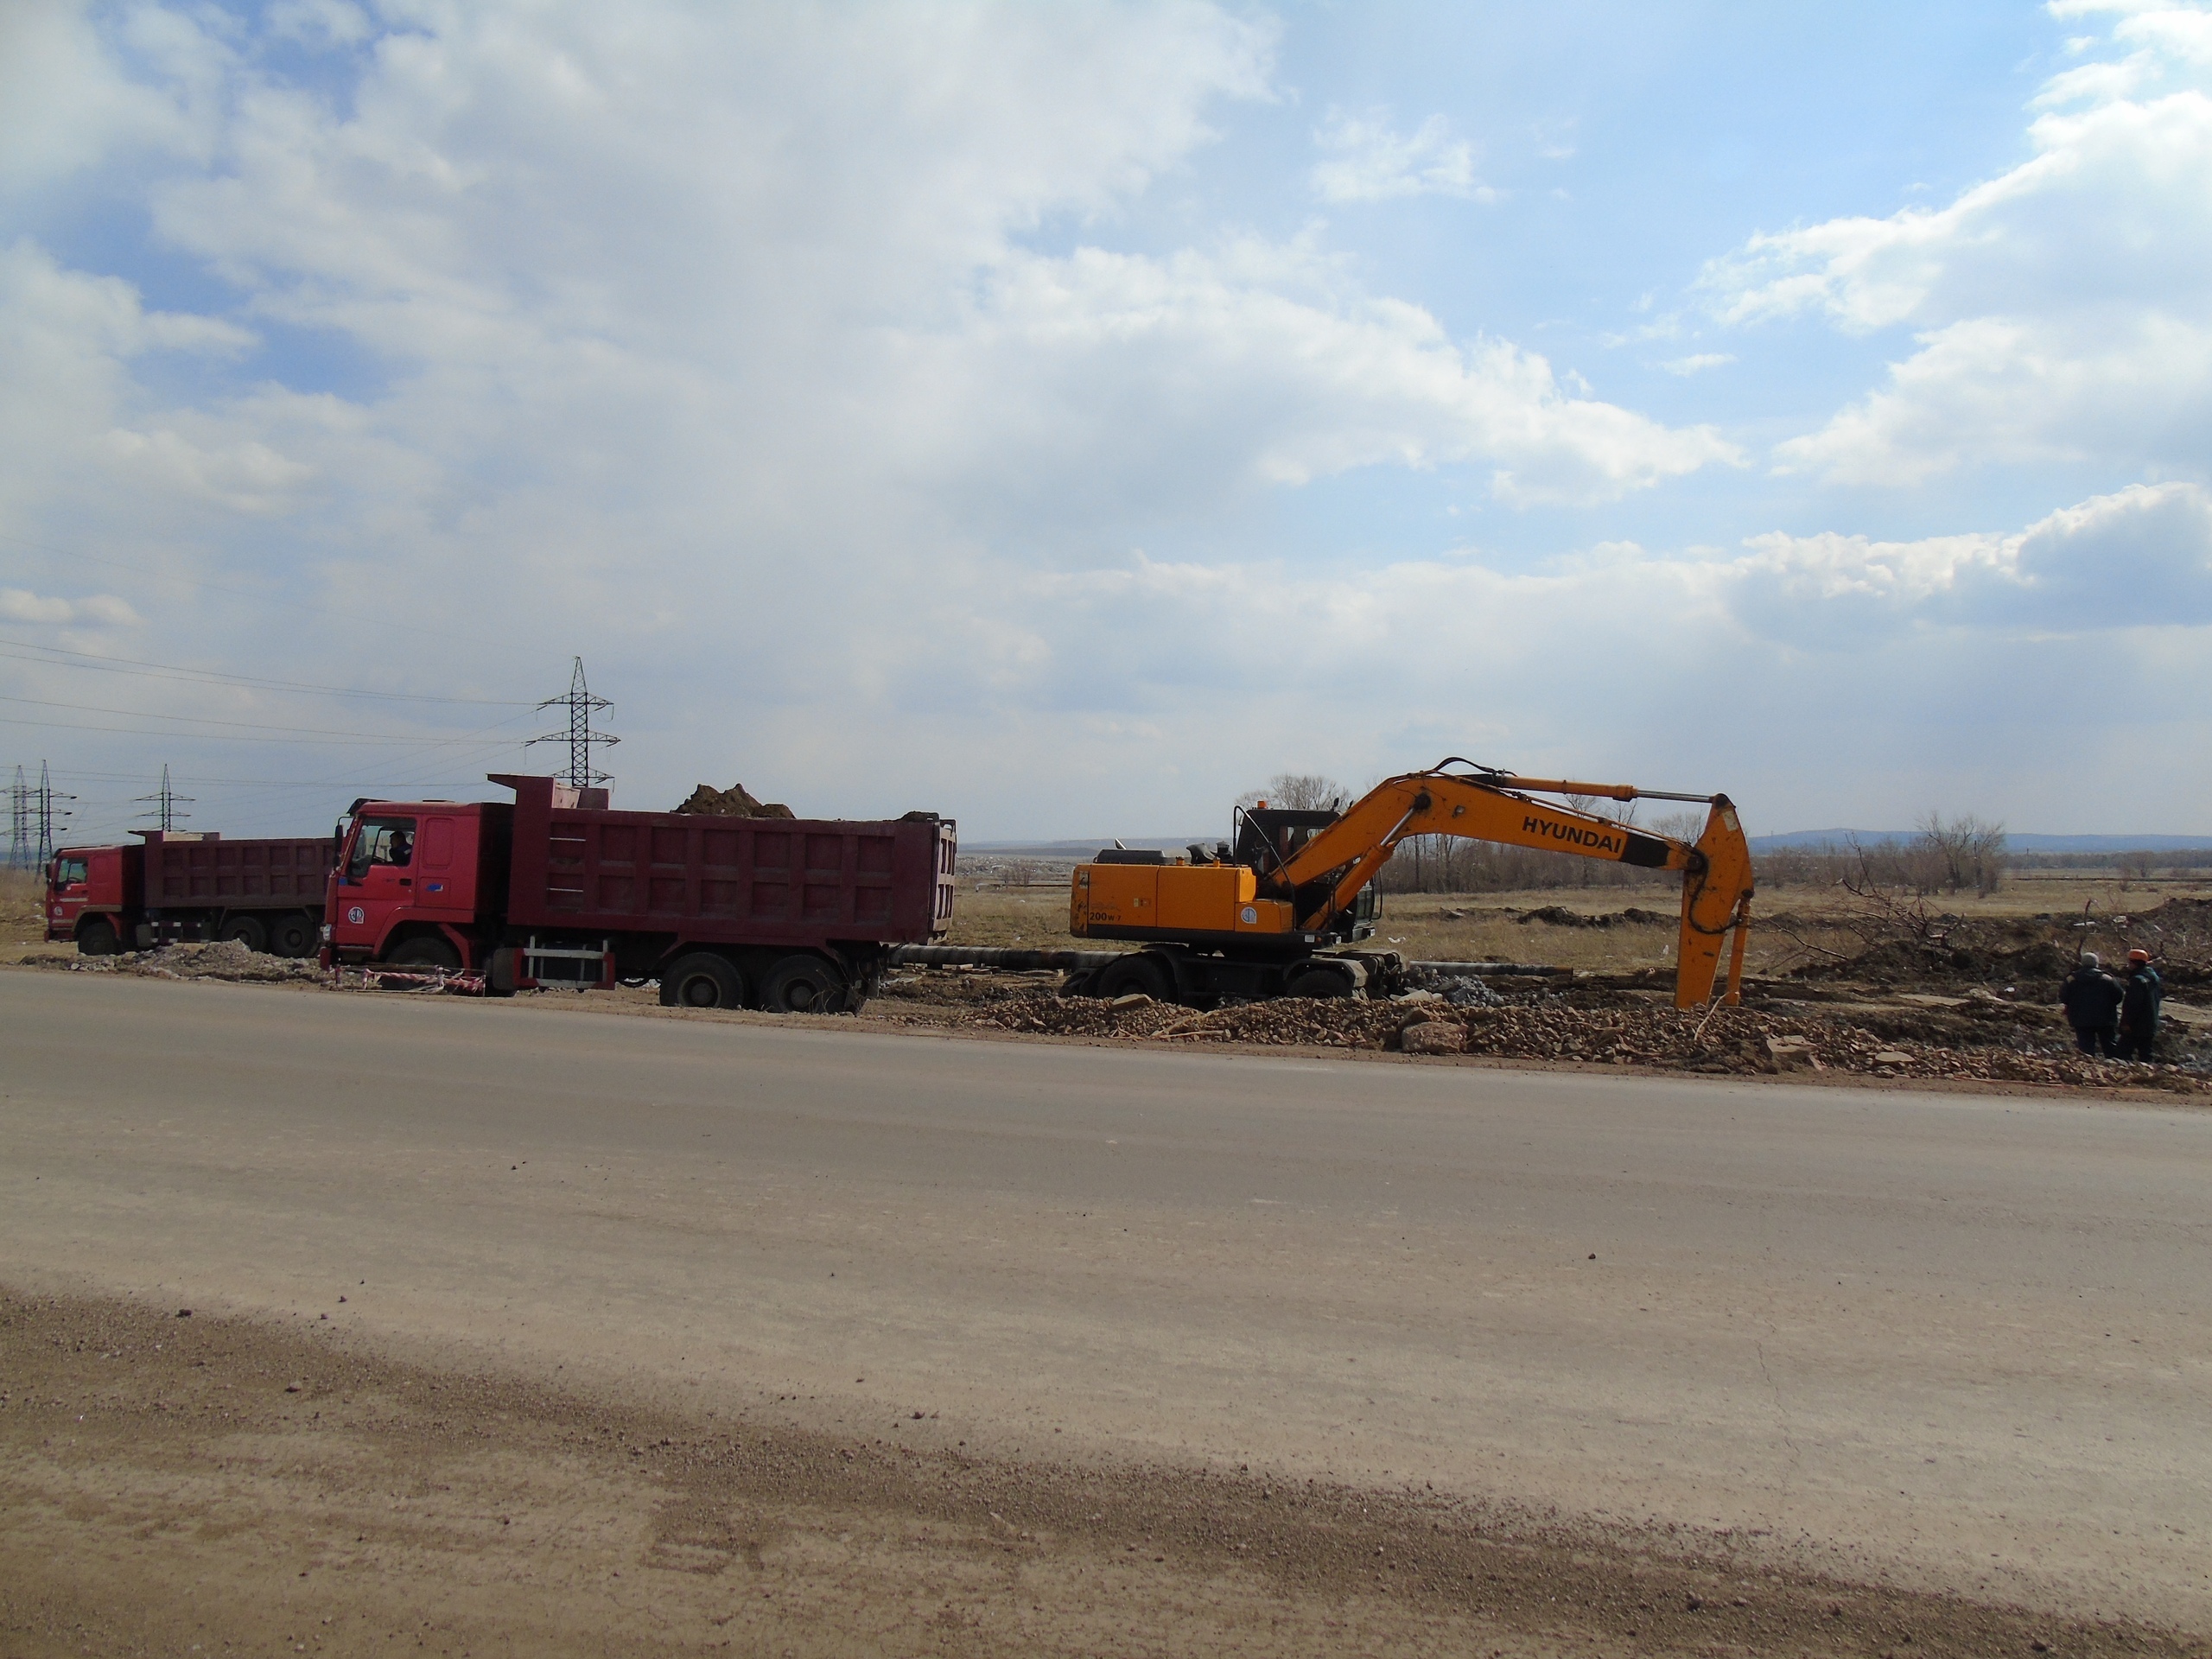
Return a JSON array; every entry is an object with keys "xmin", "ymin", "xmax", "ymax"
[
  {"xmin": 219, "ymin": 915, "xmax": 268, "ymax": 953},
  {"xmin": 267, "ymin": 912, "xmax": 317, "ymax": 957},
  {"xmin": 660, "ymin": 952, "xmax": 744, "ymax": 1009},
  {"xmin": 763, "ymin": 954, "xmax": 848, "ymax": 1014},
  {"xmin": 77, "ymin": 918, "xmax": 119, "ymax": 957}
]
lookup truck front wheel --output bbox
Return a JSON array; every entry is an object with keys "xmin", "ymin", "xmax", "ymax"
[
  {"xmin": 660, "ymin": 952, "xmax": 744, "ymax": 1009},
  {"xmin": 386, "ymin": 936, "xmax": 461, "ymax": 971},
  {"xmin": 77, "ymin": 918, "xmax": 119, "ymax": 957}
]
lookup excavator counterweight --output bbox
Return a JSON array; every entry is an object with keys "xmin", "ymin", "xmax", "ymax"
[{"xmin": 1068, "ymin": 760, "xmax": 1755, "ymax": 1010}]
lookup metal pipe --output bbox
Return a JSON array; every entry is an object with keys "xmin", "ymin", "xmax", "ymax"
[
  {"xmin": 887, "ymin": 944, "xmax": 1125, "ymax": 971},
  {"xmin": 1405, "ymin": 959, "xmax": 1573, "ymax": 976}
]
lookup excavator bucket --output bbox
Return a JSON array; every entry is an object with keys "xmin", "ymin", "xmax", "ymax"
[{"xmin": 1675, "ymin": 796, "xmax": 1755, "ymax": 1008}]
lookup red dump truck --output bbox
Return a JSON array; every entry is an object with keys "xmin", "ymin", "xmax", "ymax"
[
  {"xmin": 323, "ymin": 772, "xmax": 956, "ymax": 1011},
  {"xmin": 46, "ymin": 831, "xmax": 334, "ymax": 957}
]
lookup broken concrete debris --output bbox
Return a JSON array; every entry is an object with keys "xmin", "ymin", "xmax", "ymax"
[
  {"xmin": 58, "ymin": 938, "xmax": 321, "ymax": 984},
  {"xmin": 909, "ymin": 985, "xmax": 2209, "ymax": 1090}
]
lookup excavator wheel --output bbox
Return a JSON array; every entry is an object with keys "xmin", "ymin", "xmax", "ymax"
[
  {"xmin": 1285, "ymin": 963, "xmax": 1356, "ymax": 1000},
  {"xmin": 1095, "ymin": 952, "xmax": 1172, "ymax": 1003}
]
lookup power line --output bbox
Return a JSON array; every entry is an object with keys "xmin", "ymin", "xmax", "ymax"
[
  {"xmin": 0, "ymin": 531, "xmax": 545, "ymax": 658},
  {"xmin": 0, "ymin": 635, "xmax": 532, "ymax": 706},
  {"xmin": 0, "ymin": 712, "xmax": 520, "ymax": 746},
  {"xmin": 0, "ymin": 691, "xmax": 542, "ymax": 744}
]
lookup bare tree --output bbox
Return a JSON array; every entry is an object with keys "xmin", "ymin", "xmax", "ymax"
[
  {"xmin": 1915, "ymin": 811, "xmax": 2007, "ymax": 897},
  {"xmin": 1236, "ymin": 773, "xmax": 1351, "ymax": 813}
]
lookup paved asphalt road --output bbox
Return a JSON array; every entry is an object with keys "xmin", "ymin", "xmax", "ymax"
[{"xmin": 3, "ymin": 971, "xmax": 2207, "ymax": 1626}]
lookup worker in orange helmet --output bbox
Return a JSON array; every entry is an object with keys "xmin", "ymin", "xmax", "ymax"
[{"xmin": 2115, "ymin": 948, "xmax": 2163, "ymax": 1064}]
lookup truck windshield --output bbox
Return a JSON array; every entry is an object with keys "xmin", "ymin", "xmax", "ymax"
[
  {"xmin": 346, "ymin": 817, "xmax": 418, "ymax": 881},
  {"xmin": 55, "ymin": 856, "xmax": 87, "ymax": 887}
]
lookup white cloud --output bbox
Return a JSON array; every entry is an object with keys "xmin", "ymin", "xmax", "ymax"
[
  {"xmin": 0, "ymin": 588, "xmax": 139, "ymax": 626},
  {"xmin": 1728, "ymin": 480, "xmax": 2212, "ymax": 639},
  {"xmin": 1661, "ymin": 353, "xmax": 1734, "ymax": 376},
  {"xmin": 34, "ymin": 2, "xmax": 2196, "ymax": 837},
  {"xmin": 1311, "ymin": 109, "xmax": 1492, "ymax": 203},
  {"xmin": 1705, "ymin": 7, "xmax": 2212, "ymax": 482},
  {"xmin": 895, "ymin": 480, "xmax": 2212, "ymax": 830}
]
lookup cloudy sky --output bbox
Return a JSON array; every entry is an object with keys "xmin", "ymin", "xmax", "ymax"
[{"xmin": 3, "ymin": 0, "xmax": 2208, "ymax": 842}]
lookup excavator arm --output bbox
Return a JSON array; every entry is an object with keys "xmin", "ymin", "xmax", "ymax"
[{"xmin": 1276, "ymin": 764, "xmax": 1756, "ymax": 1008}]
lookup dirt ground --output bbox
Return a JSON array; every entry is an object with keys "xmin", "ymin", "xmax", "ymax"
[
  {"xmin": 15, "ymin": 864, "xmax": 2212, "ymax": 1096},
  {"xmin": 4, "ymin": 1290, "xmax": 2199, "ymax": 1659},
  {"xmin": 857, "ymin": 876, "xmax": 2212, "ymax": 1095},
  {"xmin": 8, "ymin": 865, "xmax": 2211, "ymax": 1651}
]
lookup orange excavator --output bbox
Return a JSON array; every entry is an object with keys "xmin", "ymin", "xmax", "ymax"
[{"xmin": 1067, "ymin": 759, "xmax": 1755, "ymax": 1009}]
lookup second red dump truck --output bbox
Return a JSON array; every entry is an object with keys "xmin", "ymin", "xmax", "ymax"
[
  {"xmin": 47, "ymin": 830, "xmax": 333, "ymax": 957},
  {"xmin": 323, "ymin": 772, "xmax": 956, "ymax": 1011}
]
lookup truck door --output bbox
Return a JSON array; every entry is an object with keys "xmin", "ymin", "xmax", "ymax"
[
  {"xmin": 330, "ymin": 815, "xmax": 418, "ymax": 957},
  {"xmin": 415, "ymin": 815, "xmax": 461, "ymax": 913},
  {"xmin": 47, "ymin": 852, "xmax": 91, "ymax": 940}
]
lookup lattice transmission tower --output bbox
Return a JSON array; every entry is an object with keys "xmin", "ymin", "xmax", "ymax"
[
  {"xmin": 31, "ymin": 761, "xmax": 72, "ymax": 864},
  {"xmin": 6, "ymin": 766, "xmax": 27, "ymax": 871},
  {"xmin": 134, "ymin": 764, "xmax": 194, "ymax": 832},
  {"xmin": 530, "ymin": 657, "xmax": 619, "ymax": 788}
]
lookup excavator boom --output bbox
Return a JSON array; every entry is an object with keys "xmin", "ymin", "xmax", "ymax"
[{"xmin": 1278, "ymin": 766, "xmax": 1755, "ymax": 1007}]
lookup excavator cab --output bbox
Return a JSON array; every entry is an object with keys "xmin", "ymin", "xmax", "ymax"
[{"xmin": 1233, "ymin": 806, "xmax": 1381, "ymax": 943}]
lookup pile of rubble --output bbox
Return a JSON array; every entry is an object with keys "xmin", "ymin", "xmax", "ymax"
[
  {"xmin": 672, "ymin": 782, "xmax": 795, "ymax": 819},
  {"xmin": 944, "ymin": 988, "xmax": 2209, "ymax": 1091},
  {"xmin": 56, "ymin": 939, "xmax": 323, "ymax": 985}
]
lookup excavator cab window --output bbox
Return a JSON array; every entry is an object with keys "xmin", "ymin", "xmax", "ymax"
[{"xmin": 1233, "ymin": 807, "xmax": 1339, "ymax": 872}]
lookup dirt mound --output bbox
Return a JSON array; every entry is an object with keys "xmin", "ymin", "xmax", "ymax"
[
  {"xmin": 56, "ymin": 938, "xmax": 322, "ymax": 984},
  {"xmin": 1795, "ymin": 936, "xmax": 2076, "ymax": 990},
  {"xmin": 1516, "ymin": 906, "xmax": 1669, "ymax": 929},
  {"xmin": 673, "ymin": 782, "xmax": 795, "ymax": 819},
  {"xmin": 958, "ymin": 994, "xmax": 1402, "ymax": 1048},
  {"xmin": 939, "ymin": 990, "xmax": 2209, "ymax": 1090}
]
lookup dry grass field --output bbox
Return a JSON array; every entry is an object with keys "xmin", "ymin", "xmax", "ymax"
[
  {"xmin": 0, "ymin": 869, "xmax": 55, "ymax": 961},
  {"xmin": 946, "ymin": 868, "xmax": 2212, "ymax": 979}
]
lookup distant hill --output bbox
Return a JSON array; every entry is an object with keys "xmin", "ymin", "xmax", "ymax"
[{"xmin": 1752, "ymin": 830, "xmax": 2212, "ymax": 853}]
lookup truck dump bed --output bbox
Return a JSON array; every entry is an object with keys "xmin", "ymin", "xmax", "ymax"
[
  {"xmin": 490, "ymin": 774, "xmax": 954, "ymax": 948},
  {"xmin": 143, "ymin": 832, "xmax": 334, "ymax": 911}
]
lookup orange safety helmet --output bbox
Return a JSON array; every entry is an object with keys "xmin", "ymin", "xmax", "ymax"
[{"xmin": 2127, "ymin": 948, "xmax": 2152, "ymax": 963}]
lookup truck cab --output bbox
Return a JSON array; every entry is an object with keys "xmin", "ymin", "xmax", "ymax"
[
  {"xmin": 46, "ymin": 845, "xmax": 137, "ymax": 954},
  {"xmin": 327, "ymin": 801, "xmax": 502, "ymax": 967}
]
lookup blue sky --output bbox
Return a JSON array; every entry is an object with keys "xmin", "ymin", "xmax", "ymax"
[{"xmin": 3, "ymin": 0, "xmax": 2209, "ymax": 842}]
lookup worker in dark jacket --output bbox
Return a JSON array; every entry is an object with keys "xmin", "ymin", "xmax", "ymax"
[
  {"xmin": 2060, "ymin": 952, "xmax": 2124, "ymax": 1057},
  {"xmin": 2117, "ymin": 949, "xmax": 2164, "ymax": 1062}
]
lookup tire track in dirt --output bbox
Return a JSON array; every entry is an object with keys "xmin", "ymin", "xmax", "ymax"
[{"xmin": 4, "ymin": 1291, "xmax": 2200, "ymax": 1658}]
